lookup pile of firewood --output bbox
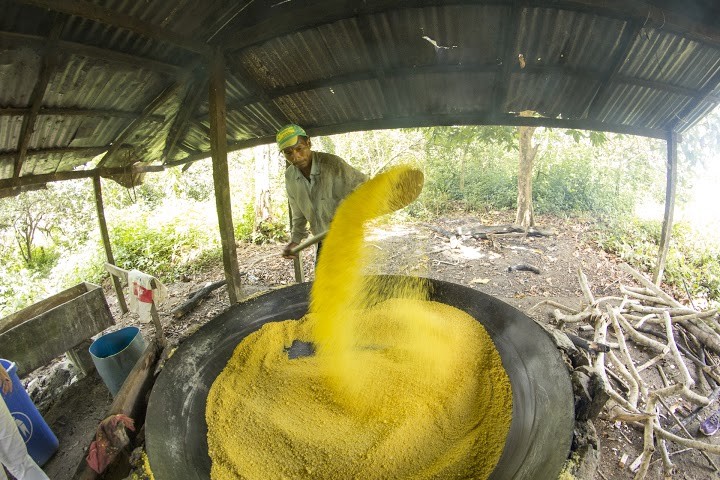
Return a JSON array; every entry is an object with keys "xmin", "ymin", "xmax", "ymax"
[{"xmin": 533, "ymin": 264, "xmax": 720, "ymax": 479}]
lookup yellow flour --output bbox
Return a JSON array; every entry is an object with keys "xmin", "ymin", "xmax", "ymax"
[{"xmin": 206, "ymin": 165, "xmax": 512, "ymax": 479}]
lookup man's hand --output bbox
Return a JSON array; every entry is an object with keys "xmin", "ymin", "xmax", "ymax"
[
  {"xmin": 0, "ymin": 364, "xmax": 12, "ymax": 395},
  {"xmin": 282, "ymin": 242, "xmax": 299, "ymax": 259}
]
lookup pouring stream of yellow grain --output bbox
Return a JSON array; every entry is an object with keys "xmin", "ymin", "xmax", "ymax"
[{"xmin": 206, "ymin": 165, "xmax": 512, "ymax": 479}]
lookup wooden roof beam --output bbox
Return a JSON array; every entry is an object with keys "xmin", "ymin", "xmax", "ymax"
[
  {"xmin": 221, "ymin": 0, "xmax": 720, "ymax": 54},
  {"xmin": 226, "ymin": 56, "xmax": 293, "ymax": 127},
  {"xmin": 166, "ymin": 112, "xmax": 668, "ymax": 170},
  {"xmin": 95, "ymin": 81, "xmax": 184, "ymax": 169},
  {"xmin": 15, "ymin": 0, "xmax": 212, "ymax": 56},
  {"xmin": 0, "ymin": 163, "xmax": 165, "ymax": 191},
  {"xmin": 585, "ymin": 21, "xmax": 642, "ymax": 120},
  {"xmin": 670, "ymin": 66, "xmax": 720, "ymax": 132},
  {"xmin": 0, "ymin": 146, "xmax": 107, "ymax": 161},
  {"xmin": 14, "ymin": 18, "xmax": 64, "ymax": 179},
  {"xmin": 0, "ymin": 107, "xmax": 164, "ymax": 122},
  {"xmin": 161, "ymin": 76, "xmax": 209, "ymax": 164},
  {"xmin": 0, "ymin": 30, "xmax": 183, "ymax": 76}
]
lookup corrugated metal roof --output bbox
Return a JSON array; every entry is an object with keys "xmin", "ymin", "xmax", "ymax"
[{"xmin": 1, "ymin": 0, "xmax": 719, "ymax": 196}]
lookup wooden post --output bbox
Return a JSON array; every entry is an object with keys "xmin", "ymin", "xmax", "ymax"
[
  {"xmin": 289, "ymin": 201, "xmax": 304, "ymax": 282},
  {"xmin": 653, "ymin": 131, "xmax": 678, "ymax": 285},
  {"xmin": 208, "ymin": 47, "xmax": 242, "ymax": 304},
  {"xmin": 93, "ymin": 175, "xmax": 128, "ymax": 313}
]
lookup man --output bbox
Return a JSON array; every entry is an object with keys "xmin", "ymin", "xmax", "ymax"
[{"xmin": 278, "ymin": 124, "xmax": 367, "ymax": 263}]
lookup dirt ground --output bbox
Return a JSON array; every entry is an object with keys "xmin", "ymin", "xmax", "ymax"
[{"xmin": 23, "ymin": 212, "xmax": 720, "ymax": 479}]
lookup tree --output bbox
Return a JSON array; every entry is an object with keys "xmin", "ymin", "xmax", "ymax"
[
  {"xmin": 515, "ymin": 125, "xmax": 539, "ymax": 228},
  {"xmin": 0, "ymin": 180, "xmax": 93, "ymax": 265}
]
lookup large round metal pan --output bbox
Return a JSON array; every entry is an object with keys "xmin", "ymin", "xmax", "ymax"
[{"xmin": 146, "ymin": 276, "xmax": 574, "ymax": 479}]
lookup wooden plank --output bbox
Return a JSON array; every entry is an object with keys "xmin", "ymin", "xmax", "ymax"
[
  {"xmin": 93, "ymin": 176, "xmax": 128, "ymax": 313},
  {"xmin": 14, "ymin": 18, "xmax": 64, "ymax": 178},
  {"xmin": 653, "ymin": 131, "xmax": 678, "ymax": 284},
  {"xmin": 15, "ymin": 0, "xmax": 212, "ymax": 56},
  {"xmin": 208, "ymin": 47, "xmax": 242, "ymax": 304},
  {"xmin": 0, "ymin": 283, "xmax": 115, "ymax": 377}
]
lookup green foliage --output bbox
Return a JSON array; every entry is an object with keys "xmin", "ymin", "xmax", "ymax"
[
  {"xmin": 594, "ymin": 219, "xmax": 720, "ymax": 306},
  {"xmin": 235, "ymin": 202, "xmax": 288, "ymax": 244},
  {"xmin": 108, "ymin": 203, "xmax": 220, "ymax": 282}
]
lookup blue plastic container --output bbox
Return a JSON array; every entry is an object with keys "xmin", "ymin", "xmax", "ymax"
[
  {"xmin": 89, "ymin": 326, "xmax": 147, "ymax": 396},
  {"xmin": 0, "ymin": 359, "xmax": 59, "ymax": 466}
]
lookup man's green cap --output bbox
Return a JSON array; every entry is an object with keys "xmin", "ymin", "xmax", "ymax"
[{"xmin": 276, "ymin": 124, "xmax": 307, "ymax": 150}]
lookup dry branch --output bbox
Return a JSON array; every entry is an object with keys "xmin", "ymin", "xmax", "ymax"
[
  {"xmin": 171, "ymin": 280, "xmax": 226, "ymax": 318},
  {"xmin": 529, "ymin": 264, "xmax": 720, "ymax": 478}
]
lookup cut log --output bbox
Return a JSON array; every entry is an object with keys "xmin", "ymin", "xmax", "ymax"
[
  {"xmin": 172, "ymin": 280, "xmax": 227, "ymax": 318},
  {"xmin": 74, "ymin": 340, "xmax": 163, "ymax": 480}
]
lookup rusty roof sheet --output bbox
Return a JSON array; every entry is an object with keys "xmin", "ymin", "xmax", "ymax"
[{"xmin": 1, "ymin": 0, "xmax": 719, "ymax": 195}]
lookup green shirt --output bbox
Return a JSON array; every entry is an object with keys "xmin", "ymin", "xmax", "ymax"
[{"xmin": 285, "ymin": 151, "xmax": 367, "ymax": 244}]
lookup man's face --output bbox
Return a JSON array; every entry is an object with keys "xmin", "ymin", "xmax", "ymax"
[{"xmin": 282, "ymin": 137, "xmax": 312, "ymax": 170}]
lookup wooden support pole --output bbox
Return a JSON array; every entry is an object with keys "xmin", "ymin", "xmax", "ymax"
[
  {"xmin": 288, "ymin": 202, "xmax": 304, "ymax": 283},
  {"xmin": 93, "ymin": 175, "xmax": 128, "ymax": 313},
  {"xmin": 208, "ymin": 47, "xmax": 242, "ymax": 304},
  {"xmin": 654, "ymin": 131, "xmax": 678, "ymax": 285}
]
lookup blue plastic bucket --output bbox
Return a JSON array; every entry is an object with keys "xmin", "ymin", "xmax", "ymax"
[
  {"xmin": 0, "ymin": 359, "xmax": 59, "ymax": 466},
  {"xmin": 89, "ymin": 326, "xmax": 147, "ymax": 396}
]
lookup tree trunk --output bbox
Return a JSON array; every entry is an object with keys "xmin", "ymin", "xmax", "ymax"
[
  {"xmin": 254, "ymin": 145, "xmax": 272, "ymax": 230},
  {"xmin": 515, "ymin": 125, "xmax": 538, "ymax": 229}
]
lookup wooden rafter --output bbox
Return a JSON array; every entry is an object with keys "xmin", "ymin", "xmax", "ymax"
[
  {"xmin": 0, "ymin": 30, "xmax": 182, "ymax": 76},
  {"xmin": 13, "ymin": 18, "xmax": 65, "ymax": 178},
  {"xmin": 669, "ymin": 66, "xmax": 720, "ymax": 132},
  {"xmin": 161, "ymin": 76, "xmax": 209, "ymax": 164},
  {"xmin": 0, "ymin": 163, "xmax": 165, "ymax": 191},
  {"xmin": 204, "ymin": 0, "xmax": 258, "ymax": 43},
  {"xmin": 226, "ymin": 56, "xmax": 292, "ymax": 126},
  {"xmin": 189, "ymin": 118, "xmax": 211, "ymax": 136},
  {"xmin": 0, "ymin": 107, "xmax": 164, "ymax": 122},
  {"xmin": 221, "ymin": 0, "xmax": 720, "ymax": 54},
  {"xmin": 585, "ymin": 21, "xmax": 642, "ymax": 120},
  {"xmin": 0, "ymin": 146, "xmax": 107, "ymax": 161},
  {"xmin": 14, "ymin": 0, "xmax": 212, "ymax": 56},
  {"xmin": 94, "ymin": 81, "xmax": 184, "ymax": 169}
]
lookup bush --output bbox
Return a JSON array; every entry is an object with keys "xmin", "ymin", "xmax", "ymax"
[
  {"xmin": 594, "ymin": 219, "xmax": 720, "ymax": 307},
  {"xmin": 108, "ymin": 201, "xmax": 220, "ymax": 282}
]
